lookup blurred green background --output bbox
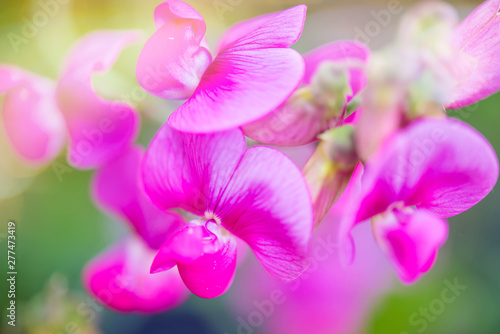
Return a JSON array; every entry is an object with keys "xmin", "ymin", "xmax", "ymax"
[{"xmin": 1, "ymin": 0, "xmax": 498, "ymax": 333}]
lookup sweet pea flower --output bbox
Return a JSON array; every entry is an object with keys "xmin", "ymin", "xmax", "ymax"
[
  {"xmin": 0, "ymin": 65, "xmax": 65, "ymax": 166},
  {"xmin": 243, "ymin": 41, "xmax": 370, "ymax": 146},
  {"xmin": 141, "ymin": 124, "xmax": 313, "ymax": 298},
  {"xmin": 84, "ymin": 146, "xmax": 190, "ymax": 313},
  {"xmin": 57, "ymin": 30, "xmax": 141, "ymax": 169},
  {"xmin": 337, "ymin": 118, "xmax": 498, "ymax": 283},
  {"xmin": 0, "ymin": 30, "xmax": 141, "ymax": 170},
  {"xmin": 136, "ymin": 0, "xmax": 306, "ymax": 133}
]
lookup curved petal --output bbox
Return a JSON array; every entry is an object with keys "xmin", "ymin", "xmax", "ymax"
[
  {"xmin": 57, "ymin": 30, "xmax": 141, "ymax": 169},
  {"xmin": 372, "ymin": 209, "xmax": 448, "ymax": 283},
  {"xmin": 0, "ymin": 65, "xmax": 65, "ymax": 166},
  {"xmin": 243, "ymin": 41, "xmax": 369, "ymax": 146},
  {"xmin": 212, "ymin": 146, "xmax": 313, "ymax": 281},
  {"xmin": 302, "ymin": 41, "xmax": 370, "ymax": 90},
  {"xmin": 83, "ymin": 236, "xmax": 189, "ymax": 313},
  {"xmin": 168, "ymin": 5, "xmax": 306, "ymax": 133},
  {"xmin": 142, "ymin": 124, "xmax": 246, "ymax": 216},
  {"xmin": 92, "ymin": 145, "xmax": 185, "ymax": 249},
  {"xmin": 357, "ymin": 118, "xmax": 499, "ymax": 221},
  {"xmin": 151, "ymin": 222, "xmax": 237, "ymax": 299},
  {"xmin": 448, "ymin": 0, "xmax": 500, "ymax": 108},
  {"xmin": 214, "ymin": 4, "xmax": 306, "ymax": 54},
  {"xmin": 136, "ymin": 0, "xmax": 212, "ymax": 100}
]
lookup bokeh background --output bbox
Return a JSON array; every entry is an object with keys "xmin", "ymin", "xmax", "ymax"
[{"xmin": 1, "ymin": 0, "xmax": 499, "ymax": 333}]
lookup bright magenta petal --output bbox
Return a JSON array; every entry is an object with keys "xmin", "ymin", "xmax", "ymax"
[
  {"xmin": 168, "ymin": 5, "xmax": 306, "ymax": 133},
  {"xmin": 57, "ymin": 30, "xmax": 141, "ymax": 169},
  {"xmin": 151, "ymin": 222, "xmax": 237, "ymax": 299},
  {"xmin": 136, "ymin": 0, "xmax": 212, "ymax": 99},
  {"xmin": 357, "ymin": 118, "xmax": 499, "ymax": 221},
  {"xmin": 212, "ymin": 146, "xmax": 313, "ymax": 280},
  {"xmin": 243, "ymin": 41, "xmax": 369, "ymax": 146},
  {"xmin": 215, "ymin": 5, "xmax": 306, "ymax": 53},
  {"xmin": 83, "ymin": 236, "xmax": 189, "ymax": 313},
  {"xmin": 142, "ymin": 124, "xmax": 246, "ymax": 215},
  {"xmin": 373, "ymin": 210, "xmax": 448, "ymax": 283},
  {"xmin": 93, "ymin": 146, "xmax": 184, "ymax": 249},
  {"xmin": 328, "ymin": 163, "xmax": 364, "ymax": 266},
  {"xmin": 448, "ymin": 0, "xmax": 500, "ymax": 108},
  {"xmin": 0, "ymin": 65, "xmax": 65, "ymax": 166}
]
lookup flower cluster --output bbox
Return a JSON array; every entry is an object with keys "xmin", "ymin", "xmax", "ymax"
[{"xmin": 1, "ymin": 0, "xmax": 499, "ymax": 314}]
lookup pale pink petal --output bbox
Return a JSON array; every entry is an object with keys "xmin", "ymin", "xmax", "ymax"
[
  {"xmin": 151, "ymin": 222, "xmax": 237, "ymax": 299},
  {"xmin": 357, "ymin": 118, "xmax": 498, "ymax": 221},
  {"xmin": 92, "ymin": 145, "xmax": 184, "ymax": 250},
  {"xmin": 168, "ymin": 6, "xmax": 306, "ymax": 133},
  {"xmin": 141, "ymin": 124, "xmax": 246, "ymax": 216},
  {"xmin": 212, "ymin": 146, "xmax": 313, "ymax": 280},
  {"xmin": 448, "ymin": 0, "xmax": 500, "ymax": 108},
  {"xmin": 83, "ymin": 236, "xmax": 189, "ymax": 313},
  {"xmin": 57, "ymin": 30, "xmax": 141, "ymax": 169},
  {"xmin": 242, "ymin": 95, "xmax": 334, "ymax": 146},
  {"xmin": 373, "ymin": 209, "xmax": 448, "ymax": 283},
  {"xmin": 355, "ymin": 102, "xmax": 403, "ymax": 162},
  {"xmin": 243, "ymin": 41, "xmax": 369, "ymax": 146},
  {"xmin": 0, "ymin": 65, "xmax": 65, "ymax": 165},
  {"xmin": 136, "ymin": 0, "xmax": 212, "ymax": 99}
]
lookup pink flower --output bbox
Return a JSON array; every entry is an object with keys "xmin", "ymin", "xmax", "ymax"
[
  {"xmin": 136, "ymin": 0, "xmax": 306, "ymax": 133},
  {"xmin": 447, "ymin": 0, "xmax": 500, "ymax": 109},
  {"xmin": 57, "ymin": 30, "xmax": 141, "ymax": 169},
  {"xmin": 83, "ymin": 146, "xmax": 190, "ymax": 313},
  {"xmin": 0, "ymin": 30, "xmax": 140, "ymax": 169},
  {"xmin": 0, "ymin": 65, "xmax": 65, "ymax": 166},
  {"xmin": 338, "ymin": 118, "xmax": 498, "ymax": 283},
  {"xmin": 243, "ymin": 41, "xmax": 370, "ymax": 146},
  {"xmin": 141, "ymin": 124, "xmax": 314, "ymax": 298}
]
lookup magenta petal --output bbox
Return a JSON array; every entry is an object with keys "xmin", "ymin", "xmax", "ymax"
[
  {"xmin": 136, "ymin": 0, "xmax": 212, "ymax": 99},
  {"xmin": 212, "ymin": 146, "xmax": 313, "ymax": 280},
  {"xmin": 83, "ymin": 236, "xmax": 189, "ymax": 313},
  {"xmin": 328, "ymin": 163, "xmax": 364, "ymax": 266},
  {"xmin": 168, "ymin": 6, "xmax": 306, "ymax": 133},
  {"xmin": 243, "ymin": 41, "xmax": 369, "ymax": 146},
  {"xmin": 448, "ymin": 0, "xmax": 500, "ymax": 108},
  {"xmin": 151, "ymin": 222, "xmax": 237, "ymax": 298},
  {"xmin": 93, "ymin": 145, "xmax": 185, "ymax": 249},
  {"xmin": 357, "ymin": 118, "xmax": 499, "ymax": 221},
  {"xmin": 56, "ymin": 30, "xmax": 141, "ymax": 169},
  {"xmin": 215, "ymin": 5, "xmax": 306, "ymax": 53},
  {"xmin": 0, "ymin": 65, "xmax": 65, "ymax": 165},
  {"xmin": 142, "ymin": 124, "xmax": 246, "ymax": 215},
  {"xmin": 373, "ymin": 210, "xmax": 448, "ymax": 283}
]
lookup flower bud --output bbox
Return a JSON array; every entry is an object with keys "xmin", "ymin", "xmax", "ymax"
[{"xmin": 303, "ymin": 125, "xmax": 358, "ymax": 227}]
